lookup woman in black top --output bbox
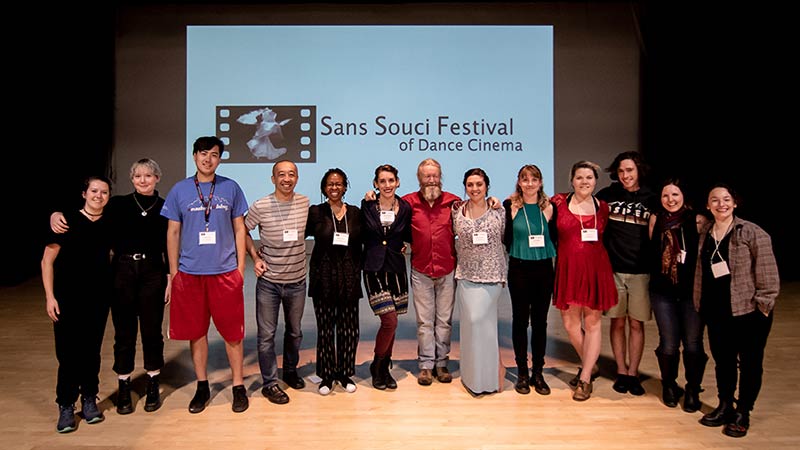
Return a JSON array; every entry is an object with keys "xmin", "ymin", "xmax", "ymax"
[
  {"xmin": 306, "ymin": 168, "xmax": 363, "ymax": 395},
  {"xmin": 648, "ymin": 178, "xmax": 706, "ymax": 412},
  {"xmin": 361, "ymin": 164, "xmax": 412, "ymax": 390},
  {"xmin": 42, "ymin": 176, "xmax": 113, "ymax": 433}
]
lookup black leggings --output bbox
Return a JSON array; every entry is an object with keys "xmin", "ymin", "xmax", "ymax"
[
  {"xmin": 507, "ymin": 257, "xmax": 554, "ymax": 372},
  {"xmin": 706, "ymin": 309, "xmax": 773, "ymax": 411}
]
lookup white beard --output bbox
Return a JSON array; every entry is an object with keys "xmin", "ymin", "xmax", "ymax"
[{"xmin": 422, "ymin": 185, "xmax": 442, "ymax": 202}]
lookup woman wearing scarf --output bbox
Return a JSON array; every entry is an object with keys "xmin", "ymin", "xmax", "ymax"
[{"xmin": 648, "ymin": 178, "xmax": 706, "ymax": 412}]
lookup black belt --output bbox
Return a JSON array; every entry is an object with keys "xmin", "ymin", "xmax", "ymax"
[{"xmin": 118, "ymin": 253, "xmax": 148, "ymax": 261}]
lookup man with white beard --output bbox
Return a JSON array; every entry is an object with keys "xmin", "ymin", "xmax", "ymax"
[{"xmin": 401, "ymin": 158, "xmax": 462, "ymax": 385}]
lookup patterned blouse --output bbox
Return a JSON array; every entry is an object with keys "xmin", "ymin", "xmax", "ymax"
[{"xmin": 452, "ymin": 200, "xmax": 507, "ymax": 283}]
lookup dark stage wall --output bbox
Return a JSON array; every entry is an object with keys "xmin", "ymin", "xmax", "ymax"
[{"xmin": 8, "ymin": 2, "xmax": 794, "ymax": 285}]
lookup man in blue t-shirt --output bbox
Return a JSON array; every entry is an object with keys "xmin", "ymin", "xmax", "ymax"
[{"xmin": 161, "ymin": 136, "xmax": 249, "ymax": 414}]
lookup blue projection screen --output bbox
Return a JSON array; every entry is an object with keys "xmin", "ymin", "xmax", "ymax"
[{"xmin": 187, "ymin": 25, "xmax": 553, "ymax": 214}]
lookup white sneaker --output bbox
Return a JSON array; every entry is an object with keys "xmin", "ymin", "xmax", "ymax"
[
  {"xmin": 339, "ymin": 376, "xmax": 357, "ymax": 393},
  {"xmin": 318, "ymin": 378, "xmax": 334, "ymax": 396}
]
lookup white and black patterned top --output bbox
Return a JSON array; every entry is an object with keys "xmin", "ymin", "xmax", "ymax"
[{"xmin": 452, "ymin": 201, "xmax": 507, "ymax": 283}]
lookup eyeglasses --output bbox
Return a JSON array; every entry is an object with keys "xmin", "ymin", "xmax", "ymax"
[{"xmin": 326, "ymin": 183, "xmax": 344, "ymax": 188}]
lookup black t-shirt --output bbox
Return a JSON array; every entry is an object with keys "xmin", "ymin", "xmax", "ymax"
[
  {"xmin": 596, "ymin": 182, "xmax": 656, "ymax": 274},
  {"xmin": 47, "ymin": 209, "xmax": 112, "ymax": 301}
]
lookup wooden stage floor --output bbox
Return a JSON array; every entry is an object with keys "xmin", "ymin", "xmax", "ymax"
[{"xmin": 2, "ymin": 267, "xmax": 798, "ymax": 449}]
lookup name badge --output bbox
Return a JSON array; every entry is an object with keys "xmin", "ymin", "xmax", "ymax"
[
  {"xmin": 711, "ymin": 261, "xmax": 730, "ymax": 278},
  {"xmin": 678, "ymin": 250, "xmax": 687, "ymax": 264},
  {"xmin": 581, "ymin": 229, "xmax": 598, "ymax": 242},
  {"xmin": 283, "ymin": 229, "xmax": 298, "ymax": 242},
  {"xmin": 333, "ymin": 232, "xmax": 349, "ymax": 246},
  {"xmin": 380, "ymin": 210, "xmax": 395, "ymax": 226},
  {"xmin": 472, "ymin": 231, "xmax": 488, "ymax": 245},
  {"xmin": 199, "ymin": 231, "xmax": 216, "ymax": 245},
  {"xmin": 528, "ymin": 234, "xmax": 545, "ymax": 248}
]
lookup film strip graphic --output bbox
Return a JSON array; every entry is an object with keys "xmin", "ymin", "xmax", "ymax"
[{"xmin": 216, "ymin": 105, "xmax": 316, "ymax": 163}]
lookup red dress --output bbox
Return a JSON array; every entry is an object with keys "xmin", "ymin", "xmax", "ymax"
[{"xmin": 551, "ymin": 193, "xmax": 618, "ymax": 311}]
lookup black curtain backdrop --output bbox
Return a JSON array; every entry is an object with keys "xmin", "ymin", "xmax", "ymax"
[{"xmin": 7, "ymin": 1, "xmax": 794, "ymax": 286}]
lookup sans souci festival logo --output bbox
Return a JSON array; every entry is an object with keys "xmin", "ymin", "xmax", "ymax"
[{"xmin": 216, "ymin": 105, "xmax": 316, "ymax": 163}]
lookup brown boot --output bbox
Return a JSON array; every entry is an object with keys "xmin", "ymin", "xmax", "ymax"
[{"xmin": 418, "ymin": 368, "xmax": 433, "ymax": 386}]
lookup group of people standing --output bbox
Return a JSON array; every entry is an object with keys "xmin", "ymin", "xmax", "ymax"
[{"xmin": 42, "ymin": 139, "xmax": 779, "ymax": 440}]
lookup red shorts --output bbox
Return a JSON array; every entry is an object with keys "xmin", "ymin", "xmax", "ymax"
[{"xmin": 169, "ymin": 269, "xmax": 245, "ymax": 342}]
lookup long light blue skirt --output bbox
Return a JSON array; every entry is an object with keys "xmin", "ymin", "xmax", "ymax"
[{"xmin": 457, "ymin": 280, "xmax": 502, "ymax": 394}]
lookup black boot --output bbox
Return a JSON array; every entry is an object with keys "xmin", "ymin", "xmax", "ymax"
[
  {"xmin": 723, "ymin": 405, "xmax": 751, "ymax": 438},
  {"xmin": 683, "ymin": 351, "xmax": 708, "ymax": 413},
  {"xmin": 700, "ymin": 399, "xmax": 735, "ymax": 427},
  {"xmin": 382, "ymin": 357, "xmax": 397, "ymax": 389},
  {"xmin": 370, "ymin": 356, "xmax": 387, "ymax": 390},
  {"xmin": 515, "ymin": 367, "xmax": 530, "ymax": 395},
  {"xmin": 144, "ymin": 374, "xmax": 162, "ymax": 412},
  {"xmin": 655, "ymin": 350, "xmax": 683, "ymax": 408},
  {"xmin": 116, "ymin": 378, "xmax": 134, "ymax": 415},
  {"xmin": 530, "ymin": 367, "xmax": 551, "ymax": 395}
]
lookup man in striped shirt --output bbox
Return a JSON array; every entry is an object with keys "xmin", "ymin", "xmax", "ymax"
[{"xmin": 245, "ymin": 160, "xmax": 310, "ymax": 405}]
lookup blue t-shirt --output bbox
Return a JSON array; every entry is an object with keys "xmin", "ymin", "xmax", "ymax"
[{"xmin": 161, "ymin": 175, "xmax": 248, "ymax": 275}]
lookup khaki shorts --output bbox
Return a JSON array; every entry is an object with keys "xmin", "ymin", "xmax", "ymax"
[{"xmin": 604, "ymin": 272, "xmax": 652, "ymax": 321}]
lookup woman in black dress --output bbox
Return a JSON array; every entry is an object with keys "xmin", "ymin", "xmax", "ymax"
[{"xmin": 306, "ymin": 168, "xmax": 363, "ymax": 395}]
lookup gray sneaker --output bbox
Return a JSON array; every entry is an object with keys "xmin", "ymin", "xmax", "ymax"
[
  {"xmin": 56, "ymin": 404, "xmax": 77, "ymax": 433},
  {"xmin": 81, "ymin": 396, "xmax": 105, "ymax": 424}
]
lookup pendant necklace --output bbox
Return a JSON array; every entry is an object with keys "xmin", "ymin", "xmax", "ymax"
[{"xmin": 133, "ymin": 193, "xmax": 157, "ymax": 216}]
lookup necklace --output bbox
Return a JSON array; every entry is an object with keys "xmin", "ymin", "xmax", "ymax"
[
  {"xmin": 133, "ymin": 193, "xmax": 158, "ymax": 216},
  {"xmin": 329, "ymin": 201, "xmax": 346, "ymax": 220},
  {"xmin": 81, "ymin": 208, "xmax": 102, "ymax": 217}
]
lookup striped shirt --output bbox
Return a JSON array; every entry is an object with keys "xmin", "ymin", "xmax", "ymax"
[{"xmin": 245, "ymin": 193, "xmax": 309, "ymax": 284}]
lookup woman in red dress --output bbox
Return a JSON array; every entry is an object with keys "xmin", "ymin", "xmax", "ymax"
[{"xmin": 551, "ymin": 161, "xmax": 618, "ymax": 401}]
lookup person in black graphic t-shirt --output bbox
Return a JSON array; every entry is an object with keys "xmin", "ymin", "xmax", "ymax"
[{"xmin": 597, "ymin": 151, "xmax": 657, "ymax": 397}]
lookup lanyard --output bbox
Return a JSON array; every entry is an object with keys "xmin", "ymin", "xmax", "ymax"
[
  {"xmin": 330, "ymin": 204, "xmax": 349, "ymax": 234},
  {"xmin": 193, "ymin": 174, "xmax": 216, "ymax": 228},
  {"xmin": 273, "ymin": 194, "xmax": 296, "ymax": 230},
  {"xmin": 521, "ymin": 203, "xmax": 544, "ymax": 236},
  {"xmin": 711, "ymin": 221, "xmax": 732, "ymax": 263},
  {"xmin": 577, "ymin": 198, "xmax": 598, "ymax": 231}
]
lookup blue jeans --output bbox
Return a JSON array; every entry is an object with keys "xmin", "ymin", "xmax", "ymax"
[
  {"xmin": 255, "ymin": 278, "xmax": 306, "ymax": 387},
  {"xmin": 411, "ymin": 269, "xmax": 455, "ymax": 369},
  {"xmin": 651, "ymin": 291, "xmax": 704, "ymax": 356}
]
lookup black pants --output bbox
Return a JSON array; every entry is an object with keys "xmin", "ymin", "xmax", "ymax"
[
  {"xmin": 507, "ymin": 257, "xmax": 554, "ymax": 372},
  {"xmin": 111, "ymin": 257, "xmax": 166, "ymax": 375},
  {"xmin": 312, "ymin": 295, "xmax": 360, "ymax": 379},
  {"xmin": 706, "ymin": 309, "xmax": 773, "ymax": 411},
  {"xmin": 54, "ymin": 293, "xmax": 109, "ymax": 406}
]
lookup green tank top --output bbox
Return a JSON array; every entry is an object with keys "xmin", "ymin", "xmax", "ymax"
[{"xmin": 510, "ymin": 203, "xmax": 556, "ymax": 261}]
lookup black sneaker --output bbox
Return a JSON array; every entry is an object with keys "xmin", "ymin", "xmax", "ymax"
[
  {"xmin": 262, "ymin": 384, "xmax": 289, "ymax": 404},
  {"xmin": 188, "ymin": 381, "xmax": 211, "ymax": 414},
  {"xmin": 282, "ymin": 370, "xmax": 306, "ymax": 390},
  {"xmin": 56, "ymin": 404, "xmax": 76, "ymax": 433},
  {"xmin": 144, "ymin": 375, "xmax": 162, "ymax": 412},
  {"xmin": 81, "ymin": 396, "xmax": 105, "ymax": 424},
  {"xmin": 627, "ymin": 375, "xmax": 645, "ymax": 396},
  {"xmin": 613, "ymin": 375, "xmax": 629, "ymax": 394},
  {"xmin": 116, "ymin": 378, "xmax": 134, "ymax": 415},
  {"xmin": 231, "ymin": 385, "xmax": 248, "ymax": 413}
]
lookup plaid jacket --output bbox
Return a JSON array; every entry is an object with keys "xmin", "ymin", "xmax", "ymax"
[{"xmin": 693, "ymin": 217, "xmax": 779, "ymax": 316}]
